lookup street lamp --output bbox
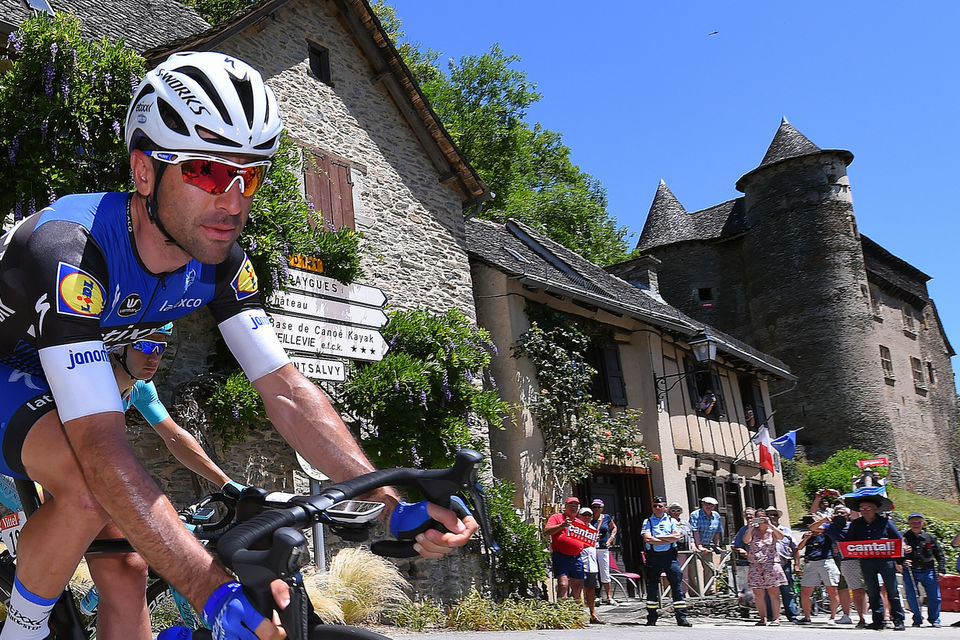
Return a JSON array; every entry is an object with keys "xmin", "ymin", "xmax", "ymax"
[{"xmin": 654, "ymin": 330, "xmax": 720, "ymax": 406}]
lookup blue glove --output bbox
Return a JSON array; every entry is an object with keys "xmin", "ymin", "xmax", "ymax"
[
  {"xmin": 202, "ymin": 581, "xmax": 264, "ymax": 640},
  {"xmin": 157, "ymin": 627, "xmax": 192, "ymax": 640},
  {"xmin": 390, "ymin": 495, "xmax": 471, "ymax": 539}
]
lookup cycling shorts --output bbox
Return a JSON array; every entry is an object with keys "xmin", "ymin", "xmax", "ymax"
[{"xmin": 0, "ymin": 362, "xmax": 57, "ymax": 479}]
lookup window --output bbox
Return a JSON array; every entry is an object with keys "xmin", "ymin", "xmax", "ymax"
[
  {"xmin": 303, "ymin": 150, "xmax": 355, "ymax": 231},
  {"xmin": 902, "ymin": 305, "xmax": 917, "ymax": 335},
  {"xmin": 585, "ymin": 346, "xmax": 627, "ymax": 406},
  {"xmin": 879, "ymin": 346, "xmax": 894, "ymax": 381},
  {"xmin": 911, "ymin": 357, "xmax": 925, "ymax": 390},
  {"xmin": 695, "ymin": 287, "xmax": 715, "ymax": 308},
  {"xmin": 927, "ymin": 362, "xmax": 936, "ymax": 385},
  {"xmin": 307, "ymin": 40, "xmax": 333, "ymax": 86}
]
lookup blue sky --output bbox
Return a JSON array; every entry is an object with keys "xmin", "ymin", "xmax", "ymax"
[{"xmin": 393, "ymin": 1, "xmax": 960, "ymax": 374}]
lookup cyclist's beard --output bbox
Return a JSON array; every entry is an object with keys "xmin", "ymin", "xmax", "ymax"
[{"xmin": 154, "ymin": 199, "xmax": 245, "ymax": 265}]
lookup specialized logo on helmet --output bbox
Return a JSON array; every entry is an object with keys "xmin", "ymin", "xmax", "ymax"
[
  {"xmin": 232, "ymin": 257, "xmax": 258, "ymax": 301},
  {"xmin": 157, "ymin": 68, "xmax": 211, "ymax": 117},
  {"xmin": 56, "ymin": 263, "xmax": 105, "ymax": 318}
]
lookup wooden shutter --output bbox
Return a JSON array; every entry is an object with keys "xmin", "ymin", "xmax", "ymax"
[
  {"xmin": 303, "ymin": 150, "xmax": 355, "ymax": 231},
  {"xmin": 602, "ymin": 347, "xmax": 627, "ymax": 406},
  {"xmin": 765, "ymin": 484, "xmax": 777, "ymax": 510}
]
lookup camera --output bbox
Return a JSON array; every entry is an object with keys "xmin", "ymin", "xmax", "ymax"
[{"xmin": 751, "ymin": 517, "xmax": 765, "ymax": 525}]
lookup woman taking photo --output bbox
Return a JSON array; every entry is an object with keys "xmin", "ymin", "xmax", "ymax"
[{"xmin": 744, "ymin": 512, "xmax": 788, "ymax": 625}]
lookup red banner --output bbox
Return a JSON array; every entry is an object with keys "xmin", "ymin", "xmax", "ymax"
[
  {"xmin": 567, "ymin": 521, "xmax": 598, "ymax": 547},
  {"xmin": 857, "ymin": 458, "xmax": 889, "ymax": 468},
  {"xmin": 0, "ymin": 513, "xmax": 19, "ymax": 530},
  {"xmin": 838, "ymin": 538, "xmax": 902, "ymax": 559}
]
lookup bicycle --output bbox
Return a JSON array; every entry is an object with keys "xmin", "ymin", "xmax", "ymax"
[{"xmin": 0, "ymin": 448, "xmax": 497, "ymax": 640}]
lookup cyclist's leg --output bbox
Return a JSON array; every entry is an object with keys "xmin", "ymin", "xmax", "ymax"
[{"xmin": 85, "ymin": 521, "xmax": 151, "ymax": 640}]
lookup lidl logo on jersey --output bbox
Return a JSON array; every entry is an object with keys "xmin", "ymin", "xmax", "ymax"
[
  {"xmin": 232, "ymin": 257, "xmax": 258, "ymax": 301},
  {"xmin": 57, "ymin": 263, "xmax": 105, "ymax": 318}
]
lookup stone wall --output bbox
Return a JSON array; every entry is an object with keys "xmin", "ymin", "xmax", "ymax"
[{"xmin": 131, "ymin": 0, "xmax": 493, "ymax": 599}]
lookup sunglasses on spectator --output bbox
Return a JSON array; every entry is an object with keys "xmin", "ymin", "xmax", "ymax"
[
  {"xmin": 131, "ymin": 340, "xmax": 167, "ymax": 355},
  {"xmin": 145, "ymin": 151, "xmax": 271, "ymax": 197}
]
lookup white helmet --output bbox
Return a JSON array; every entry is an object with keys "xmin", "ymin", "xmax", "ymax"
[{"xmin": 125, "ymin": 51, "xmax": 282, "ymax": 157}]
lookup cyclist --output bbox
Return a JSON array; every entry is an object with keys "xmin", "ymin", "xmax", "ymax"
[
  {"xmin": 0, "ymin": 51, "xmax": 477, "ymax": 640},
  {"xmin": 86, "ymin": 321, "xmax": 245, "ymax": 638}
]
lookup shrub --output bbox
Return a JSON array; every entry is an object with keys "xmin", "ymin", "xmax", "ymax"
[
  {"xmin": 340, "ymin": 308, "xmax": 511, "ymax": 470},
  {"xmin": 483, "ymin": 479, "xmax": 548, "ymax": 594},
  {"xmin": 389, "ymin": 599, "xmax": 446, "ymax": 632},
  {"xmin": 445, "ymin": 590, "xmax": 585, "ymax": 630},
  {"xmin": 800, "ymin": 448, "xmax": 886, "ymax": 503}
]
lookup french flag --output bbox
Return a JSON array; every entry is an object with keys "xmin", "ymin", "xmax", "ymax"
[{"xmin": 752, "ymin": 426, "xmax": 776, "ymax": 474}]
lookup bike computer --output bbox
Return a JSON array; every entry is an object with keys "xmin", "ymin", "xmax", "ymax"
[{"xmin": 326, "ymin": 500, "xmax": 385, "ymax": 524}]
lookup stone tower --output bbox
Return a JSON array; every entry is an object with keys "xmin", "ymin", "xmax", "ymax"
[
  {"xmin": 612, "ymin": 119, "xmax": 960, "ymax": 497},
  {"xmin": 734, "ymin": 119, "xmax": 893, "ymax": 459}
]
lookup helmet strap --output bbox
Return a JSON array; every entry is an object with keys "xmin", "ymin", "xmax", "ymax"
[
  {"xmin": 145, "ymin": 161, "xmax": 188, "ymax": 252},
  {"xmin": 112, "ymin": 346, "xmax": 143, "ymax": 381}
]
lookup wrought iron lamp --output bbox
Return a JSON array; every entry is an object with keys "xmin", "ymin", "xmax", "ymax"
[{"xmin": 654, "ymin": 330, "xmax": 719, "ymax": 406}]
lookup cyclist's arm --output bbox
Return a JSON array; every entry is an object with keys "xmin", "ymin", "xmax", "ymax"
[
  {"xmin": 62, "ymin": 411, "xmax": 232, "ymax": 612},
  {"xmin": 151, "ymin": 416, "xmax": 231, "ymax": 487},
  {"xmin": 252, "ymin": 363, "xmax": 479, "ymax": 558}
]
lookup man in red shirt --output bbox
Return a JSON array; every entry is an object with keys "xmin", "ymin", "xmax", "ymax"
[{"xmin": 544, "ymin": 496, "xmax": 587, "ymax": 599}]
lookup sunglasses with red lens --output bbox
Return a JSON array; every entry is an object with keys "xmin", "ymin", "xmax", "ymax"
[
  {"xmin": 131, "ymin": 340, "xmax": 166, "ymax": 356},
  {"xmin": 145, "ymin": 151, "xmax": 272, "ymax": 198}
]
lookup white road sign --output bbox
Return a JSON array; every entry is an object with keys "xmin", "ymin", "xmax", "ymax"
[
  {"xmin": 269, "ymin": 312, "xmax": 388, "ymax": 362},
  {"xmin": 268, "ymin": 289, "xmax": 387, "ymax": 328},
  {"xmin": 289, "ymin": 356, "xmax": 346, "ymax": 382},
  {"xmin": 285, "ymin": 271, "xmax": 386, "ymax": 308}
]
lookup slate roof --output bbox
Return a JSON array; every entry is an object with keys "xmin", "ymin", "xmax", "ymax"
[
  {"xmin": 737, "ymin": 117, "xmax": 853, "ymax": 191},
  {"xmin": 635, "ymin": 185, "xmax": 747, "ymax": 253},
  {"xmin": 467, "ymin": 217, "xmax": 795, "ymax": 380},
  {"xmin": 0, "ymin": 0, "xmax": 209, "ymax": 53}
]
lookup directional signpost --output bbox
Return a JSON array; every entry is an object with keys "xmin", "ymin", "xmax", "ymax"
[{"xmin": 266, "ymin": 255, "xmax": 388, "ymax": 381}]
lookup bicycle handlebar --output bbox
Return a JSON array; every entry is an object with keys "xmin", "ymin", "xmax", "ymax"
[{"xmin": 215, "ymin": 449, "xmax": 496, "ymax": 636}]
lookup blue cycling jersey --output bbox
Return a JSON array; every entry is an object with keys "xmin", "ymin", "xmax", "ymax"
[{"xmin": 0, "ymin": 191, "xmax": 288, "ymax": 431}]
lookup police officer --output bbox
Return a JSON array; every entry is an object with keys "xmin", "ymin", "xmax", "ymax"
[{"xmin": 641, "ymin": 496, "xmax": 692, "ymax": 627}]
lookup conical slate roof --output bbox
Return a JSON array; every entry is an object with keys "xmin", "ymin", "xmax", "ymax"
[
  {"xmin": 736, "ymin": 118, "xmax": 853, "ymax": 191},
  {"xmin": 757, "ymin": 117, "xmax": 820, "ymax": 168},
  {"xmin": 635, "ymin": 180, "xmax": 687, "ymax": 252}
]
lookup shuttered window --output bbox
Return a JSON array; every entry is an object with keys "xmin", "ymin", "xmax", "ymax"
[{"xmin": 303, "ymin": 150, "xmax": 355, "ymax": 231}]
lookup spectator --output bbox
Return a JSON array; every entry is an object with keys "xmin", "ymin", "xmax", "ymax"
[
  {"xmin": 732, "ymin": 507, "xmax": 757, "ymax": 597},
  {"xmin": 901, "ymin": 512, "xmax": 945, "ymax": 628},
  {"xmin": 590, "ymin": 499, "xmax": 619, "ymax": 605},
  {"xmin": 577, "ymin": 508, "xmax": 603, "ymax": 624},
  {"xmin": 744, "ymin": 405, "xmax": 756, "ymax": 429},
  {"xmin": 640, "ymin": 496, "xmax": 692, "ymax": 627},
  {"xmin": 795, "ymin": 526, "xmax": 840, "ymax": 625},
  {"xmin": 824, "ymin": 493, "xmax": 905, "ymax": 631},
  {"xmin": 689, "ymin": 496, "xmax": 723, "ymax": 594},
  {"xmin": 764, "ymin": 507, "xmax": 800, "ymax": 623},
  {"xmin": 743, "ymin": 511, "xmax": 787, "ymax": 625},
  {"xmin": 952, "ymin": 531, "xmax": 960, "ymax": 627},
  {"xmin": 810, "ymin": 488, "xmax": 842, "ymax": 517},
  {"xmin": 668, "ymin": 501, "xmax": 693, "ymax": 588},
  {"xmin": 544, "ymin": 497, "xmax": 586, "ymax": 600},
  {"xmin": 812, "ymin": 505, "xmax": 864, "ymax": 626},
  {"xmin": 697, "ymin": 389, "xmax": 717, "ymax": 416}
]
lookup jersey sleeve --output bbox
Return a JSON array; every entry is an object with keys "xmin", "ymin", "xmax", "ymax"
[
  {"xmin": 130, "ymin": 380, "xmax": 170, "ymax": 426},
  {"xmin": 21, "ymin": 219, "xmax": 122, "ymax": 422},
  {"xmin": 207, "ymin": 244, "xmax": 289, "ymax": 381}
]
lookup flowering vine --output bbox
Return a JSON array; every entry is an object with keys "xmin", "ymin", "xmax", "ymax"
[{"xmin": 513, "ymin": 317, "xmax": 655, "ymax": 496}]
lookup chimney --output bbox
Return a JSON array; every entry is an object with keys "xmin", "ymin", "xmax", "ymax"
[{"xmin": 625, "ymin": 254, "xmax": 661, "ymax": 296}]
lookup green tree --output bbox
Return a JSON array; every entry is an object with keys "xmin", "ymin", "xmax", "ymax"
[
  {"xmin": 0, "ymin": 13, "xmax": 144, "ymax": 221},
  {"xmin": 179, "ymin": 0, "xmax": 254, "ymax": 25},
  {"xmin": 800, "ymin": 448, "xmax": 888, "ymax": 503},
  {"xmin": 373, "ymin": 3, "xmax": 633, "ymax": 266}
]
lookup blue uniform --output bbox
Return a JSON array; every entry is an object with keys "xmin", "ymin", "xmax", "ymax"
[{"xmin": 0, "ymin": 193, "xmax": 289, "ymax": 478}]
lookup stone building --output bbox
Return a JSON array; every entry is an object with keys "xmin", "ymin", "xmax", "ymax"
[
  {"xmin": 609, "ymin": 119, "xmax": 960, "ymax": 498},
  {"xmin": 0, "ymin": 0, "xmax": 491, "ymax": 599},
  {"xmin": 468, "ymin": 217, "xmax": 796, "ymax": 576}
]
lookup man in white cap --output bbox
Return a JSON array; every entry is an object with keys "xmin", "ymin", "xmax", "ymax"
[{"xmin": 689, "ymin": 496, "xmax": 723, "ymax": 594}]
